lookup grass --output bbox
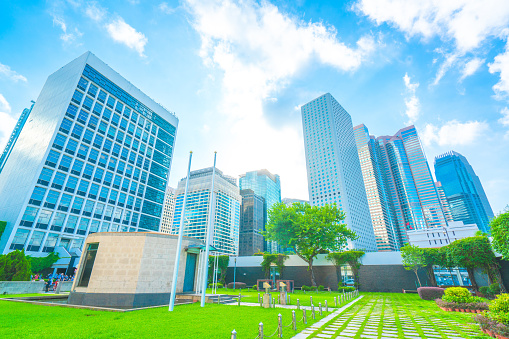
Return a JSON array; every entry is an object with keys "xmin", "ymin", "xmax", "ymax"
[{"xmin": 0, "ymin": 297, "xmax": 329, "ymax": 338}]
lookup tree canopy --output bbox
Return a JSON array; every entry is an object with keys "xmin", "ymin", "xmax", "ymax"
[
  {"xmin": 265, "ymin": 202, "xmax": 357, "ymax": 286},
  {"xmin": 27, "ymin": 252, "xmax": 59, "ymax": 273},
  {"xmin": 260, "ymin": 253, "xmax": 289, "ymax": 279},
  {"xmin": 0, "ymin": 250, "xmax": 31, "ymax": 281},
  {"xmin": 490, "ymin": 210, "xmax": 509, "ymax": 260},
  {"xmin": 401, "ymin": 244, "xmax": 425, "ymax": 287},
  {"xmin": 327, "ymin": 250, "xmax": 365, "ymax": 286}
]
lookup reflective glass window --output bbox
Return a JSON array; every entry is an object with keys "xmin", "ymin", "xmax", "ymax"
[
  {"xmin": 10, "ymin": 229, "xmax": 30, "ymax": 250},
  {"xmin": 77, "ymin": 218, "xmax": 89, "ymax": 235},
  {"xmin": 82, "ymin": 96, "xmax": 93, "ymax": 111},
  {"xmin": 71, "ymin": 159, "xmax": 84, "ymax": 176},
  {"xmin": 27, "ymin": 231, "xmax": 45, "ymax": 251},
  {"xmin": 112, "ymin": 143, "xmax": 121, "ymax": 157},
  {"xmin": 106, "ymin": 96, "xmax": 115, "ymax": 109},
  {"xmin": 38, "ymin": 168, "xmax": 54, "ymax": 186},
  {"xmin": 52, "ymin": 172, "xmax": 66, "ymax": 189},
  {"xmin": 120, "ymin": 147, "xmax": 129, "ymax": 161},
  {"xmin": 98, "ymin": 153, "xmax": 108, "ymax": 168},
  {"xmin": 58, "ymin": 155, "xmax": 72, "ymax": 172},
  {"xmin": 44, "ymin": 190, "xmax": 60, "ymax": 209},
  {"xmin": 83, "ymin": 163, "xmax": 94, "ymax": 179},
  {"xmin": 99, "ymin": 187, "xmax": 109, "ymax": 202},
  {"xmin": 87, "ymin": 83, "xmax": 98, "ymax": 98},
  {"xmin": 77, "ymin": 109, "xmax": 89, "ymax": 124},
  {"xmin": 104, "ymin": 171, "xmax": 113, "ymax": 186},
  {"xmin": 20, "ymin": 206, "xmax": 38, "ymax": 227},
  {"xmin": 65, "ymin": 215, "xmax": 78, "ymax": 233},
  {"xmin": 52, "ymin": 212, "xmax": 66, "ymax": 231},
  {"xmin": 115, "ymin": 102, "xmax": 123, "ymax": 114},
  {"xmin": 92, "ymin": 102, "xmax": 103, "ymax": 117},
  {"xmin": 53, "ymin": 134, "xmax": 66, "ymax": 150},
  {"xmin": 109, "ymin": 190, "xmax": 118, "ymax": 205},
  {"xmin": 108, "ymin": 157, "xmax": 117, "ymax": 171},
  {"xmin": 113, "ymin": 175, "xmax": 122, "ymax": 189},
  {"xmin": 97, "ymin": 90, "xmax": 107, "ymax": 103},
  {"xmin": 36, "ymin": 210, "xmax": 52, "ymax": 230},
  {"xmin": 82, "ymin": 129, "xmax": 94, "ymax": 144},
  {"xmin": 77, "ymin": 179, "xmax": 90, "ymax": 196},
  {"xmin": 111, "ymin": 113, "xmax": 120, "ymax": 127},
  {"xmin": 107, "ymin": 126, "xmax": 116, "ymax": 140},
  {"xmin": 77, "ymin": 77, "xmax": 88, "ymax": 91},
  {"xmin": 71, "ymin": 123, "xmax": 84, "ymax": 139},
  {"xmin": 116, "ymin": 130, "xmax": 125, "ymax": 143},
  {"xmin": 29, "ymin": 186, "xmax": 46, "ymax": 206},
  {"xmin": 103, "ymin": 108, "xmax": 112, "ymax": 121},
  {"xmin": 65, "ymin": 176, "xmax": 78, "ymax": 193},
  {"xmin": 71, "ymin": 197, "xmax": 84, "ymax": 214},
  {"xmin": 94, "ymin": 203, "xmax": 104, "ymax": 219},
  {"xmin": 71, "ymin": 90, "xmax": 83, "ymax": 105},
  {"xmin": 59, "ymin": 118, "xmax": 73, "ymax": 134},
  {"xmin": 127, "ymin": 195, "xmax": 134, "ymax": 209},
  {"xmin": 65, "ymin": 139, "xmax": 78, "ymax": 155},
  {"xmin": 66, "ymin": 104, "xmax": 78, "ymax": 119},
  {"xmin": 88, "ymin": 148, "xmax": 99, "ymax": 163},
  {"xmin": 124, "ymin": 135, "xmax": 132, "ymax": 147},
  {"xmin": 94, "ymin": 167, "xmax": 104, "ymax": 183},
  {"xmin": 83, "ymin": 200, "xmax": 94, "ymax": 217},
  {"xmin": 103, "ymin": 138, "xmax": 112, "ymax": 153},
  {"xmin": 97, "ymin": 121, "xmax": 107, "ymax": 135},
  {"xmin": 120, "ymin": 118, "xmax": 128, "ymax": 131},
  {"xmin": 43, "ymin": 233, "xmax": 59, "ymax": 252},
  {"xmin": 88, "ymin": 183, "xmax": 99, "ymax": 199},
  {"xmin": 58, "ymin": 194, "xmax": 72, "ymax": 212}
]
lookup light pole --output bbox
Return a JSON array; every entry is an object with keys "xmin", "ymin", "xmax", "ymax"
[{"xmin": 233, "ymin": 256, "xmax": 237, "ymax": 289}]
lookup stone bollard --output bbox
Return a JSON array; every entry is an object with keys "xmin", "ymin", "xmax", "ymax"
[
  {"xmin": 258, "ymin": 323, "xmax": 264, "ymax": 339},
  {"xmin": 334, "ymin": 296, "xmax": 337, "ymax": 307},
  {"xmin": 325, "ymin": 300, "xmax": 328, "ymax": 312},
  {"xmin": 278, "ymin": 313, "xmax": 282, "ymax": 338},
  {"xmin": 310, "ymin": 296, "xmax": 313, "ymax": 306},
  {"xmin": 303, "ymin": 309, "xmax": 307, "ymax": 324},
  {"xmin": 312, "ymin": 305, "xmax": 316, "ymax": 319},
  {"xmin": 218, "ymin": 295, "xmax": 221, "ymax": 304},
  {"xmin": 258, "ymin": 293, "xmax": 261, "ymax": 303},
  {"xmin": 273, "ymin": 297, "xmax": 276, "ymax": 308},
  {"xmin": 231, "ymin": 329, "xmax": 237, "ymax": 339},
  {"xmin": 288, "ymin": 295, "xmax": 291, "ymax": 305},
  {"xmin": 297, "ymin": 299, "xmax": 300, "ymax": 310},
  {"xmin": 238, "ymin": 292, "xmax": 241, "ymax": 306},
  {"xmin": 319, "ymin": 302, "xmax": 322, "ymax": 316},
  {"xmin": 292, "ymin": 310, "xmax": 296, "ymax": 331}
]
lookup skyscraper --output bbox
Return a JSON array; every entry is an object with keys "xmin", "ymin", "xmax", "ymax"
[
  {"xmin": 171, "ymin": 167, "xmax": 241, "ymax": 255},
  {"xmin": 301, "ymin": 93, "xmax": 377, "ymax": 251},
  {"xmin": 239, "ymin": 189, "xmax": 265, "ymax": 256},
  {"xmin": 0, "ymin": 52, "xmax": 178, "ymax": 255},
  {"xmin": 239, "ymin": 169, "xmax": 281, "ymax": 253},
  {"xmin": 435, "ymin": 181, "xmax": 454, "ymax": 222},
  {"xmin": 434, "ymin": 151, "xmax": 494, "ymax": 233},
  {"xmin": 160, "ymin": 186, "xmax": 176, "ymax": 234}
]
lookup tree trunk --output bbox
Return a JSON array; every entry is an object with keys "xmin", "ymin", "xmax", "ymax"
[
  {"xmin": 351, "ymin": 266, "xmax": 359, "ymax": 287},
  {"xmin": 426, "ymin": 265, "xmax": 437, "ymax": 287},
  {"xmin": 466, "ymin": 267, "xmax": 478, "ymax": 291},
  {"xmin": 414, "ymin": 269, "xmax": 422, "ymax": 287},
  {"xmin": 335, "ymin": 265, "xmax": 342, "ymax": 287},
  {"xmin": 308, "ymin": 259, "xmax": 316, "ymax": 287},
  {"xmin": 491, "ymin": 264, "xmax": 508, "ymax": 293}
]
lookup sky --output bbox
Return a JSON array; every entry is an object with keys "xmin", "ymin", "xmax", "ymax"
[{"xmin": 0, "ymin": 0, "xmax": 508, "ymax": 214}]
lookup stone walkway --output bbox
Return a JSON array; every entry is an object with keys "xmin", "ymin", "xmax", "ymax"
[{"xmin": 293, "ymin": 294, "xmax": 481, "ymax": 339}]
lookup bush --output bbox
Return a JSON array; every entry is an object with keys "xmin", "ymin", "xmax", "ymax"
[
  {"xmin": 301, "ymin": 285, "xmax": 311, "ymax": 291},
  {"xmin": 442, "ymin": 287, "xmax": 472, "ymax": 303},
  {"xmin": 227, "ymin": 282, "xmax": 246, "ymax": 289},
  {"xmin": 490, "ymin": 294, "xmax": 509, "ymax": 315},
  {"xmin": 479, "ymin": 286, "xmax": 490, "ymax": 296},
  {"xmin": 417, "ymin": 287, "xmax": 445, "ymax": 300},
  {"xmin": 338, "ymin": 286, "xmax": 355, "ymax": 292},
  {"xmin": 208, "ymin": 283, "xmax": 223, "ymax": 288},
  {"xmin": 253, "ymin": 285, "xmax": 258, "ymax": 290},
  {"xmin": 435, "ymin": 298, "xmax": 489, "ymax": 311},
  {"xmin": 489, "ymin": 283, "xmax": 502, "ymax": 295},
  {"xmin": 318, "ymin": 285, "xmax": 324, "ymax": 291}
]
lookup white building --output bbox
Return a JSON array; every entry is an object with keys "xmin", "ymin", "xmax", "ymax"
[
  {"xmin": 301, "ymin": 93, "xmax": 377, "ymax": 251},
  {"xmin": 407, "ymin": 221, "xmax": 479, "ymax": 248},
  {"xmin": 0, "ymin": 52, "xmax": 178, "ymax": 257},
  {"xmin": 160, "ymin": 186, "xmax": 176, "ymax": 234}
]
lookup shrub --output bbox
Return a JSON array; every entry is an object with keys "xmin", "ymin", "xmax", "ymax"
[
  {"xmin": 474, "ymin": 314, "xmax": 498, "ymax": 331},
  {"xmin": 435, "ymin": 298, "xmax": 489, "ymax": 311},
  {"xmin": 208, "ymin": 283, "xmax": 223, "ymax": 288},
  {"xmin": 479, "ymin": 286, "xmax": 490, "ymax": 296},
  {"xmin": 301, "ymin": 285, "xmax": 311, "ymax": 291},
  {"xmin": 338, "ymin": 286, "xmax": 355, "ymax": 292},
  {"xmin": 253, "ymin": 285, "xmax": 258, "ymax": 290},
  {"xmin": 489, "ymin": 283, "xmax": 502, "ymax": 295},
  {"xmin": 318, "ymin": 285, "xmax": 324, "ymax": 291},
  {"xmin": 417, "ymin": 287, "xmax": 445, "ymax": 300},
  {"xmin": 442, "ymin": 287, "xmax": 472, "ymax": 303},
  {"xmin": 490, "ymin": 294, "xmax": 509, "ymax": 315},
  {"xmin": 227, "ymin": 282, "xmax": 246, "ymax": 289}
]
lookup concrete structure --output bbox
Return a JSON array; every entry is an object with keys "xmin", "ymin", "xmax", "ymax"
[
  {"xmin": 0, "ymin": 52, "xmax": 178, "ymax": 258},
  {"xmin": 239, "ymin": 189, "xmax": 265, "ymax": 256},
  {"xmin": 435, "ymin": 151, "xmax": 494, "ymax": 233},
  {"xmin": 406, "ymin": 221, "xmax": 479, "ymax": 248},
  {"xmin": 68, "ymin": 232, "xmax": 204, "ymax": 308},
  {"xmin": 160, "ymin": 186, "xmax": 176, "ymax": 234},
  {"xmin": 239, "ymin": 169, "xmax": 281, "ymax": 253},
  {"xmin": 301, "ymin": 93, "xmax": 377, "ymax": 251},
  {"xmin": 171, "ymin": 167, "xmax": 241, "ymax": 255}
]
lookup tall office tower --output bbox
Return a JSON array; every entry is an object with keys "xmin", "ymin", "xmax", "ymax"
[
  {"xmin": 239, "ymin": 169, "xmax": 281, "ymax": 253},
  {"xmin": 282, "ymin": 198, "xmax": 308, "ymax": 206},
  {"xmin": 435, "ymin": 181, "xmax": 454, "ymax": 222},
  {"xmin": 239, "ymin": 189, "xmax": 265, "ymax": 256},
  {"xmin": 0, "ymin": 52, "xmax": 178, "ymax": 255},
  {"xmin": 160, "ymin": 186, "xmax": 176, "ymax": 234},
  {"xmin": 353, "ymin": 124, "xmax": 398, "ymax": 251},
  {"xmin": 0, "ymin": 101, "xmax": 35, "ymax": 174},
  {"xmin": 434, "ymin": 151, "xmax": 494, "ymax": 233},
  {"xmin": 301, "ymin": 93, "xmax": 377, "ymax": 251},
  {"xmin": 171, "ymin": 167, "xmax": 241, "ymax": 255}
]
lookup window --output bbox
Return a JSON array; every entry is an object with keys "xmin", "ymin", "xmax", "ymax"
[
  {"xmin": 66, "ymin": 104, "xmax": 78, "ymax": 119},
  {"xmin": 128, "ymin": 123, "xmax": 135, "ymax": 135},
  {"xmin": 65, "ymin": 176, "xmax": 78, "ymax": 193},
  {"xmin": 98, "ymin": 153, "xmax": 108, "ymax": 168},
  {"xmin": 132, "ymin": 139, "xmax": 139, "ymax": 152},
  {"xmin": 83, "ymin": 163, "xmax": 94, "ymax": 179},
  {"xmin": 109, "ymin": 190, "xmax": 118, "ymax": 205},
  {"xmin": 99, "ymin": 187, "xmax": 109, "ymax": 202},
  {"xmin": 120, "ymin": 118, "xmax": 128, "ymax": 131},
  {"xmin": 77, "ymin": 243, "xmax": 99, "ymax": 287},
  {"xmin": 113, "ymin": 175, "xmax": 122, "ymax": 189},
  {"xmin": 135, "ymin": 127, "xmax": 142, "ymax": 140},
  {"xmin": 36, "ymin": 210, "xmax": 52, "ymax": 230},
  {"xmin": 111, "ymin": 114, "xmax": 120, "ymax": 127},
  {"xmin": 107, "ymin": 126, "xmax": 116, "ymax": 140},
  {"xmin": 43, "ymin": 233, "xmax": 59, "ymax": 252},
  {"xmin": 104, "ymin": 205, "xmax": 113, "ymax": 220},
  {"xmin": 88, "ymin": 148, "xmax": 99, "ymax": 163},
  {"xmin": 71, "ymin": 90, "xmax": 83, "ymax": 105},
  {"xmin": 92, "ymin": 102, "xmax": 103, "ymax": 117},
  {"xmin": 133, "ymin": 168, "xmax": 140, "ymax": 181},
  {"xmin": 58, "ymin": 194, "xmax": 72, "ymax": 212},
  {"xmin": 94, "ymin": 203, "xmax": 104, "ymax": 219},
  {"xmin": 94, "ymin": 134, "xmax": 104, "ymax": 149},
  {"xmin": 19, "ymin": 206, "xmax": 38, "ymax": 227},
  {"xmin": 59, "ymin": 118, "xmax": 73, "ymax": 134},
  {"xmin": 51, "ymin": 213, "xmax": 66, "ymax": 231},
  {"xmin": 101, "ymin": 222, "xmax": 110, "ymax": 232},
  {"xmin": 53, "ymin": 134, "xmax": 66, "ymax": 150},
  {"xmin": 77, "ymin": 179, "xmax": 90, "ymax": 196},
  {"xmin": 139, "ymin": 143, "xmax": 146, "ymax": 155},
  {"xmin": 58, "ymin": 155, "xmax": 72, "ymax": 172},
  {"xmin": 44, "ymin": 190, "xmax": 60, "ymax": 209},
  {"xmin": 89, "ymin": 220, "xmax": 100, "ymax": 234},
  {"xmin": 143, "ymin": 159, "xmax": 150, "ymax": 171},
  {"xmin": 93, "ymin": 168, "xmax": 104, "ymax": 183},
  {"xmin": 117, "ymin": 161, "xmax": 125, "ymax": 174},
  {"xmin": 118, "ymin": 192, "xmax": 126, "ymax": 207},
  {"xmin": 128, "ymin": 152, "xmax": 136, "ymax": 164},
  {"xmin": 116, "ymin": 130, "xmax": 125, "ymax": 143},
  {"xmin": 120, "ymin": 147, "xmax": 129, "ymax": 161},
  {"xmin": 112, "ymin": 143, "xmax": 121, "ymax": 157},
  {"xmin": 123, "ymin": 108, "xmax": 131, "ymax": 119},
  {"xmin": 37, "ymin": 168, "xmax": 54, "ymax": 186},
  {"xmin": 131, "ymin": 212, "xmax": 139, "ymax": 226},
  {"xmin": 103, "ymin": 171, "xmax": 113, "ymax": 186},
  {"xmin": 88, "ymin": 83, "xmax": 98, "ymax": 98},
  {"xmin": 88, "ymin": 183, "xmax": 99, "ymax": 199},
  {"xmin": 88, "ymin": 115, "xmax": 99, "ymax": 130},
  {"xmin": 134, "ymin": 198, "xmax": 142, "ymax": 212},
  {"xmin": 97, "ymin": 90, "xmax": 107, "ymax": 103},
  {"xmin": 136, "ymin": 155, "xmax": 143, "ymax": 168},
  {"xmin": 103, "ymin": 108, "xmax": 112, "ymax": 121},
  {"xmin": 71, "ymin": 159, "xmax": 84, "ymax": 176},
  {"xmin": 113, "ymin": 207, "xmax": 122, "ymax": 222},
  {"xmin": 122, "ymin": 210, "xmax": 130, "ymax": 224},
  {"xmin": 65, "ymin": 215, "xmax": 78, "ymax": 233},
  {"xmin": 125, "ymin": 164, "xmax": 133, "ymax": 178},
  {"xmin": 71, "ymin": 124, "xmax": 84, "ymax": 139},
  {"xmin": 82, "ymin": 129, "xmax": 94, "ymax": 144},
  {"xmin": 130, "ymin": 181, "xmax": 137, "ymax": 195},
  {"xmin": 103, "ymin": 139, "xmax": 112, "ymax": 153},
  {"xmin": 77, "ymin": 109, "xmax": 89, "ymax": 124},
  {"xmin": 131, "ymin": 112, "xmax": 138, "ymax": 123},
  {"xmin": 9, "ymin": 229, "xmax": 30, "ymax": 250},
  {"xmin": 107, "ymin": 157, "xmax": 117, "ymax": 171},
  {"xmin": 115, "ymin": 102, "xmax": 123, "ymax": 114},
  {"xmin": 82, "ymin": 97, "xmax": 93, "ymax": 111},
  {"xmin": 83, "ymin": 200, "xmax": 95, "ymax": 217},
  {"xmin": 77, "ymin": 218, "xmax": 90, "ymax": 235},
  {"xmin": 29, "ymin": 187, "xmax": 46, "ymax": 206},
  {"xmin": 77, "ymin": 77, "xmax": 88, "ymax": 91},
  {"xmin": 121, "ymin": 178, "xmax": 130, "ymax": 192},
  {"xmin": 71, "ymin": 197, "xmax": 84, "ymax": 214},
  {"xmin": 126, "ymin": 195, "xmax": 134, "ymax": 209},
  {"xmin": 141, "ymin": 171, "xmax": 147, "ymax": 184},
  {"xmin": 65, "ymin": 139, "xmax": 78, "ymax": 155},
  {"xmin": 106, "ymin": 96, "xmax": 115, "ymax": 109},
  {"xmin": 124, "ymin": 135, "xmax": 132, "ymax": 147}
]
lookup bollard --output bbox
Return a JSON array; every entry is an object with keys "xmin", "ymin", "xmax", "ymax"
[
  {"xmin": 231, "ymin": 329, "xmax": 237, "ymax": 339},
  {"xmin": 303, "ymin": 309, "xmax": 307, "ymax": 324},
  {"xmin": 288, "ymin": 295, "xmax": 291, "ymax": 305},
  {"xmin": 312, "ymin": 305, "xmax": 316, "ymax": 319},
  {"xmin": 319, "ymin": 302, "xmax": 322, "ymax": 316},
  {"xmin": 325, "ymin": 300, "xmax": 328, "ymax": 312},
  {"xmin": 258, "ymin": 293, "xmax": 261, "ymax": 303},
  {"xmin": 218, "ymin": 295, "xmax": 221, "ymax": 304},
  {"xmin": 334, "ymin": 296, "xmax": 337, "ymax": 307},
  {"xmin": 238, "ymin": 292, "xmax": 241, "ymax": 306},
  {"xmin": 310, "ymin": 296, "xmax": 313, "ymax": 306},
  {"xmin": 292, "ymin": 310, "xmax": 296, "ymax": 331},
  {"xmin": 260, "ymin": 295, "xmax": 263, "ymax": 308},
  {"xmin": 278, "ymin": 313, "xmax": 282, "ymax": 338},
  {"xmin": 258, "ymin": 322, "xmax": 264, "ymax": 339},
  {"xmin": 297, "ymin": 299, "xmax": 300, "ymax": 310}
]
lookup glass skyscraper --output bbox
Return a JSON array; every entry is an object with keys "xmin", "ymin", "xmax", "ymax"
[
  {"xmin": 171, "ymin": 167, "xmax": 241, "ymax": 255},
  {"xmin": 239, "ymin": 169, "xmax": 281, "ymax": 253},
  {"xmin": 301, "ymin": 93, "xmax": 377, "ymax": 252},
  {"xmin": 239, "ymin": 189, "xmax": 265, "ymax": 256},
  {"xmin": 0, "ymin": 52, "xmax": 178, "ymax": 256},
  {"xmin": 434, "ymin": 151, "xmax": 494, "ymax": 233}
]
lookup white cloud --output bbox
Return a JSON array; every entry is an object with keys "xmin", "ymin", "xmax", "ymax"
[
  {"xmin": 432, "ymin": 52, "xmax": 458, "ymax": 86},
  {"xmin": 403, "ymin": 73, "xmax": 419, "ymax": 123},
  {"xmin": 460, "ymin": 57, "xmax": 484, "ymax": 81},
  {"xmin": 84, "ymin": 2, "xmax": 105, "ymax": 22},
  {"xmin": 0, "ymin": 94, "xmax": 16, "ymax": 152},
  {"xmin": 0, "ymin": 62, "xmax": 27, "ymax": 82},
  {"xmin": 106, "ymin": 18, "xmax": 148, "ymax": 57},
  {"xmin": 500, "ymin": 107, "xmax": 509, "ymax": 126},
  {"xmin": 52, "ymin": 15, "xmax": 82, "ymax": 44},
  {"xmin": 159, "ymin": 2, "xmax": 176, "ymax": 14},
  {"xmin": 420, "ymin": 120, "xmax": 488, "ymax": 146},
  {"xmin": 489, "ymin": 40, "xmax": 509, "ymax": 98}
]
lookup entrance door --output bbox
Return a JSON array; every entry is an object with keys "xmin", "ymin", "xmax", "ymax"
[{"xmin": 183, "ymin": 253, "xmax": 197, "ymax": 292}]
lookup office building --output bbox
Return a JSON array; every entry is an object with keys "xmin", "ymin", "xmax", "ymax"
[
  {"xmin": 239, "ymin": 189, "xmax": 265, "ymax": 256},
  {"xmin": 0, "ymin": 52, "xmax": 178, "ymax": 255},
  {"xmin": 353, "ymin": 124, "xmax": 398, "ymax": 251},
  {"xmin": 282, "ymin": 198, "xmax": 308, "ymax": 206},
  {"xmin": 171, "ymin": 167, "xmax": 241, "ymax": 255},
  {"xmin": 435, "ymin": 181, "xmax": 454, "ymax": 222},
  {"xmin": 239, "ymin": 169, "xmax": 281, "ymax": 253},
  {"xmin": 434, "ymin": 151, "xmax": 494, "ymax": 233},
  {"xmin": 0, "ymin": 101, "xmax": 35, "ymax": 174},
  {"xmin": 160, "ymin": 186, "xmax": 176, "ymax": 234},
  {"xmin": 301, "ymin": 93, "xmax": 377, "ymax": 251},
  {"xmin": 407, "ymin": 221, "xmax": 478, "ymax": 248}
]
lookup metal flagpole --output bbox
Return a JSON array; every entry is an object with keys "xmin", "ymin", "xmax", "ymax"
[
  {"xmin": 201, "ymin": 152, "xmax": 217, "ymax": 307},
  {"xmin": 169, "ymin": 151, "xmax": 193, "ymax": 311}
]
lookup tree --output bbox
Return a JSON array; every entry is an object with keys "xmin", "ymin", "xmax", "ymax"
[
  {"xmin": 0, "ymin": 221, "xmax": 6, "ymax": 239},
  {"xmin": 326, "ymin": 252, "xmax": 348, "ymax": 286},
  {"xmin": 401, "ymin": 244, "xmax": 425, "ymax": 287},
  {"xmin": 490, "ymin": 210, "xmax": 509, "ymax": 260},
  {"xmin": 421, "ymin": 248, "xmax": 439, "ymax": 287},
  {"xmin": 327, "ymin": 251, "xmax": 365, "ymax": 287},
  {"xmin": 260, "ymin": 253, "xmax": 289, "ymax": 279},
  {"xmin": 208, "ymin": 255, "xmax": 230, "ymax": 286},
  {"xmin": 265, "ymin": 202, "xmax": 357, "ymax": 287},
  {"xmin": 27, "ymin": 253, "xmax": 59, "ymax": 273},
  {"xmin": 447, "ymin": 236, "xmax": 497, "ymax": 291},
  {"xmin": 0, "ymin": 250, "xmax": 31, "ymax": 281}
]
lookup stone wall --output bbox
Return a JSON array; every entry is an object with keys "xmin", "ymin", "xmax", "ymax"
[{"xmin": 0, "ymin": 281, "xmax": 45, "ymax": 294}]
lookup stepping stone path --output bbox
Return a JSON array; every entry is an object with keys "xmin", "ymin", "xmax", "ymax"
[{"xmin": 294, "ymin": 294, "xmax": 483, "ymax": 339}]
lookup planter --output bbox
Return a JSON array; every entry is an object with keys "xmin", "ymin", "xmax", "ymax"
[
  {"xmin": 476, "ymin": 310, "xmax": 482, "ymax": 314},
  {"xmin": 495, "ymin": 334, "xmax": 509, "ymax": 339}
]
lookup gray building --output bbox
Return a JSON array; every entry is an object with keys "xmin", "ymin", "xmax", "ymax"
[
  {"xmin": 0, "ymin": 52, "xmax": 178, "ymax": 257},
  {"xmin": 239, "ymin": 189, "xmax": 265, "ymax": 256}
]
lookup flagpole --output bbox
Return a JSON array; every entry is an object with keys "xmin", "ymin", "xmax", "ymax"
[
  {"xmin": 169, "ymin": 151, "xmax": 193, "ymax": 311},
  {"xmin": 201, "ymin": 152, "xmax": 217, "ymax": 307}
]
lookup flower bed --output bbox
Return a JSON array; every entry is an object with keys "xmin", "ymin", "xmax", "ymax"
[
  {"xmin": 474, "ymin": 294, "xmax": 509, "ymax": 338},
  {"xmin": 435, "ymin": 298, "xmax": 488, "ymax": 313}
]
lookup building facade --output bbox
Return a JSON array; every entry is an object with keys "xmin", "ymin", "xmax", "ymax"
[
  {"xmin": 0, "ymin": 101, "xmax": 35, "ymax": 174},
  {"xmin": 160, "ymin": 186, "xmax": 176, "ymax": 234},
  {"xmin": 282, "ymin": 198, "xmax": 308, "ymax": 206},
  {"xmin": 239, "ymin": 169, "xmax": 281, "ymax": 253},
  {"xmin": 239, "ymin": 189, "xmax": 265, "ymax": 256},
  {"xmin": 301, "ymin": 93, "xmax": 377, "ymax": 251},
  {"xmin": 0, "ymin": 52, "xmax": 178, "ymax": 255},
  {"xmin": 407, "ymin": 221, "xmax": 478, "ymax": 248},
  {"xmin": 171, "ymin": 167, "xmax": 241, "ymax": 255},
  {"xmin": 435, "ymin": 181, "xmax": 454, "ymax": 222},
  {"xmin": 434, "ymin": 151, "xmax": 494, "ymax": 233}
]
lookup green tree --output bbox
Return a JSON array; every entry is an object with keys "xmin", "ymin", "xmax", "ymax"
[
  {"xmin": 27, "ymin": 253, "xmax": 59, "ymax": 273},
  {"xmin": 208, "ymin": 255, "xmax": 230, "ymax": 286},
  {"xmin": 0, "ymin": 250, "xmax": 31, "ymax": 281},
  {"xmin": 490, "ymin": 209, "xmax": 509, "ymax": 260},
  {"xmin": 0, "ymin": 221, "xmax": 6, "ymax": 239},
  {"xmin": 260, "ymin": 253, "xmax": 289, "ymax": 279},
  {"xmin": 421, "ymin": 248, "xmax": 439, "ymax": 287},
  {"xmin": 265, "ymin": 202, "xmax": 357, "ymax": 287},
  {"xmin": 327, "ymin": 251, "xmax": 365, "ymax": 287},
  {"xmin": 401, "ymin": 244, "xmax": 425, "ymax": 287},
  {"xmin": 326, "ymin": 252, "xmax": 348, "ymax": 286}
]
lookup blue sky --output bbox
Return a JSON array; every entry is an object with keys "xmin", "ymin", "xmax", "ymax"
[{"xmin": 0, "ymin": 0, "xmax": 508, "ymax": 214}]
